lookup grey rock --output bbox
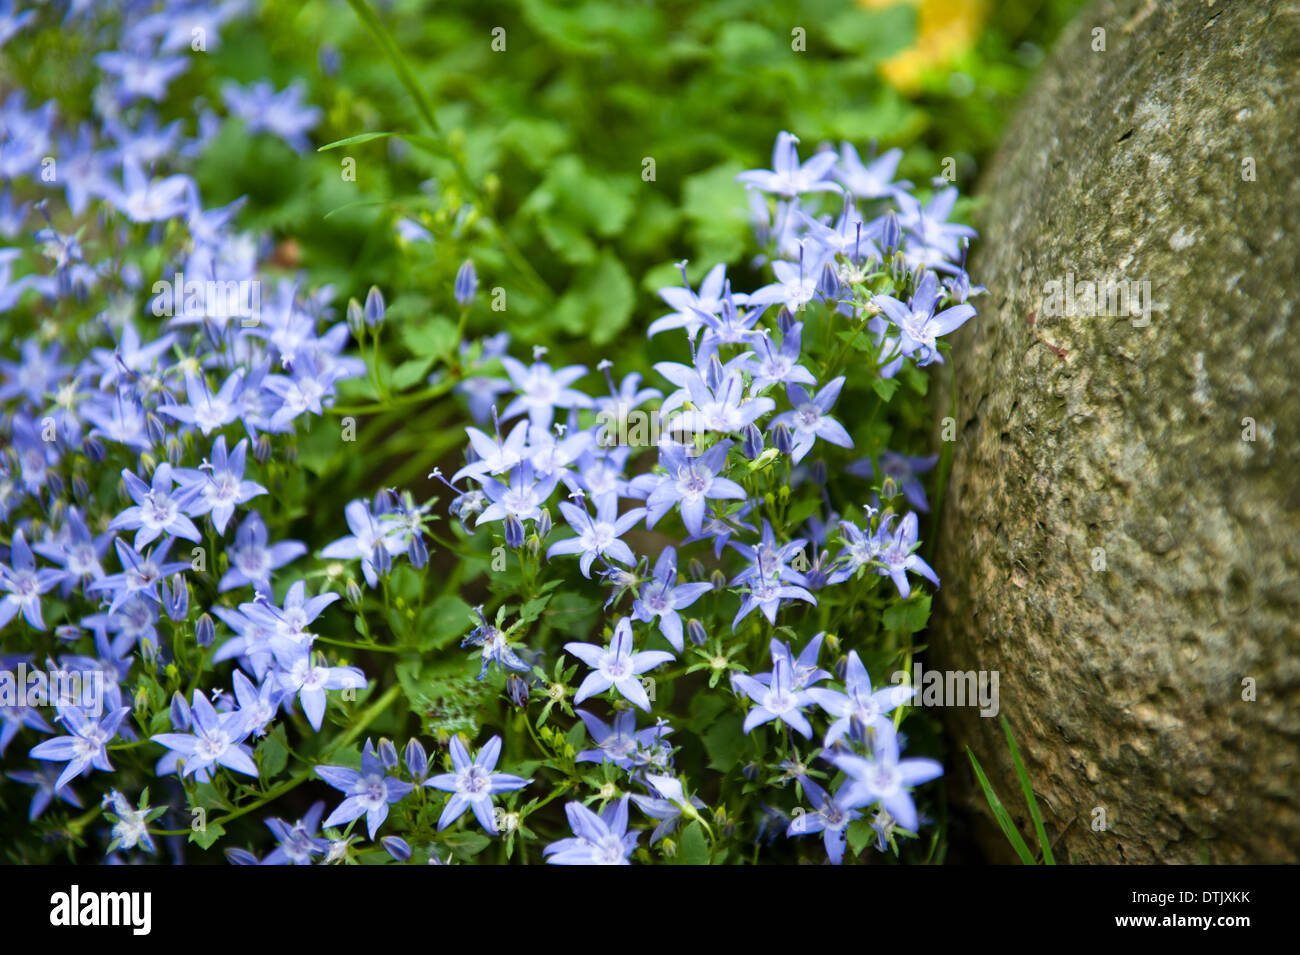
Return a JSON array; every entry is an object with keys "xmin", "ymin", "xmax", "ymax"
[{"xmin": 930, "ymin": 0, "xmax": 1300, "ymax": 864}]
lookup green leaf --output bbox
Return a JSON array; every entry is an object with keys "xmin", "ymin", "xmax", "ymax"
[
  {"xmin": 400, "ymin": 315, "xmax": 458, "ymax": 363},
  {"xmin": 552, "ymin": 252, "xmax": 635, "ymax": 345},
  {"xmin": 701, "ymin": 714, "xmax": 744, "ymax": 773},
  {"xmin": 390, "ymin": 356, "xmax": 435, "ymax": 391},
  {"xmin": 256, "ymin": 733, "xmax": 289, "ymax": 779},
  {"xmin": 417, "ymin": 595, "xmax": 473, "ymax": 651},
  {"xmin": 344, "ymin": 0, "xmax": 441, "ymax": 135},
  {"xmin": 442, "ymin": 830, "xmax": 491, "ymax": 859},
  {"xmin": 188, "ymin": 820, "xmax": 226, "ymax": 850},
  {"xmin": 518, "ymin": 592, "xmax": 552, "ymax": 626},
  {"xmin": 872, "ymin": 376, "xmax": 901, "ymax": 402},
  {"xmin": 882, "ymin": 593, "xmax": 931, "ymax": 634},
  {"xmin": 966, "ymin": 746, "xmax": 1036, "ymax": 865},
  {"xmin": 1002, "ymin": 716, "xmax": 1055, "ymax": 865},
  {"xmin": 679, "ymin": 821, "xmax": 710, "ymax": 865},
  {"xmin": 847, "ymin": 817, "xmax": 875, "ymax": 857}
]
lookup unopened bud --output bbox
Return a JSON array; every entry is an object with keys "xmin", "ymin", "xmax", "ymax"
[{"xmin": 195, "ymin": 613, "xmax": 216, "ymax": 648}]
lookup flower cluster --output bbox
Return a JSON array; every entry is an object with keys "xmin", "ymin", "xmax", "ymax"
[{"xmin": 2, "ymin": 0, "xmax": 979, "ymax": 866}]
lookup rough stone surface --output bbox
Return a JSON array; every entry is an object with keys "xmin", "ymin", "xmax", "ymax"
[{"xmin": 931, "ymin": 0, "xmax": 1300, "ymax": 864}]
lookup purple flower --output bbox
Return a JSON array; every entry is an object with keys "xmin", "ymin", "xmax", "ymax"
[
  {"xmin": 565, "ymin": 617, "xmax": 674, "ymax": 712},
  {"xmin": 316, "ymin": 739, "xmax": 416, "ymax": 839},
  {"xmin": 732, "ymin": 652, "xmax": 817, "ymax": 738},
  {"xmin": 86, "ymin": 537, "xmax": 188, "ymax": 615},
  {"xmin": 786, "ymin": 775, "xmax": 862, "ymax": 864},
  {"xmin": 835, "ymin": 143, "xmax": 912, "ymax": 200},
  {"xmin": 499, "ymin": 356, "xmax": 591, "ymax": 430},
  {"xmin": 6, "ymin": 764, "xmax": 84, "ymax": 821},
  {"xmin": 219, "ymin": 511, "xmax": 306, "ymax": 593},
  {"xmin": 157, "ymin": 369, "xmax": 245, "ymax": 435},
  {"xmin": 755, "ymin": 634, "xmax": 833, "ymax": 691},
  {"xmin": 649, "ymin": 263, "xmax": 746, "ymax": 340},
  {"xmin": 809, "ymin": 651, "xmax": 914, "ymax": 746},
  {"xmin": 462, "ymin": 604, "xmax": 531, "ymax": 681},
  {"xmin": 574, "ymin": 709, "xmax": 674, "ymax": 773},
  {"xmin": 100, "ymin": 156, "xmax": 193, "ymax": 222},
  {"xmin": 108, "ymin": 463, "xmax": 203, "ymax": 549},
  {"xmin": 222, "ymin": 80, "xmax": 322, "ymax": 153},
  {"xmin": 544, "ymin": 796, "xmax": 639, "ymax": 865},
  {"xmin": 173, "ymin": 435, "xmax": 268, "ymax": 534},
  {"xmin": 824, "ymin": 729, "xmax": 943, "ymax": 832},
  {"xmin": 655, "ymin": 357, "xmax": 774, "ymax": 436},
  {"xmin": 875, "ymin": 512, "xmax": 939, "ymax": 599},
  {"xmin": 737, "ymin": 131, "xmax": 842, "ymax": 199},
  {"xmin": 320, "ymin": 498, "xmax": 406, "ymax": 589},
  {"xmin": 263, "ymin": 801, "xmax": 331, "ymax": 865},
  {"xmin": 474, "ymin": 461, "xmax": 560, "ymax": 529},
  {"xmin": 847, "ymin": 450, "xmax": 938, "ymax": 512},
  {"xmin": 768, "ymin": 377, "xmax": 853, "ymax": 465},
  {"xmin": 871, "ymin": 271, "xmax": 975, "ymax": 366},
  {"xmin": 269, "ymin": 640, "xmax": 366, "ymax": 732},
  {"xmin": 29, "ymin": 702, "xmax": 132, "ymax": 792},
  {"xmin": 151, "ymin": 691, "xmax": 258, "ymax": 780},
  {"xmin": 630, "ymin": 546, "xmax": 712, "ymax": 652},
  {"xmin": 0, "ymin": 530, "xmax": 62, "ymax": 630},
  {"xmin": 644, "ymin": 439, "xmax": 747, "ymax": 537},
  {"xmin": 547, "ymin": 491, "xmax": 645, "ymax": 579},
  {"xmin": 423, "ymin": 734, "xmax": 530, "ymax": 834},
  {"xmin": 747, "ymin": 323, "xmax": 817, "ymax": 392},
  {"xmin": 454, "ymin": 260, "xmax": 478, "ymax": 305}
]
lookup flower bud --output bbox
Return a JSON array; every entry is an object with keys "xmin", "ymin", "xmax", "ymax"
[
  {"xmin": 162, "ymin": 574, "xmax": 189, "ymax": 621},
  {"xmin": 710, "ymin": 569, "xmax": 727, "ymax": 592},
  {"xmin": 346, "ymin": 578, "xmax": 363, "ymax": 607},
  {"xmin": 364, "ymin": 285, "xmax": 386, "ymax": 328},
  {"xmin": 253, "ymin": 433, "xmax": 273, "ymax": 464},
  {"xmin": 687, "ymin": 558, "xmax": 706, "ymax": 581},
  {"xmin": 347, "ymin": 297, "xmax": 365, "ymax": 337},
  {"xmin": 454, "ymin": 259, "xmax": 478, "ymax": 306},
  {"xmin": 145, "ymin": 412, "xmax": 168, "ymax": 448},
  {"xmin": 536, "ymin": 507, "xmax": 552, "ymax": 541},
  {"xmin": 71, "ymin": 475, "xmax": 90, "ymax": 501},
  {"xmin": 81, "ymin": 436, "xmax": 106, "ymax": 462},
  {"xmin": 170, "ymin": 691, "xmax": 192, "ymax": 731},
  {"xmin": 407, "ymin": 533, "xmax": 428, "ymax": 569},
  {"xmin": 776, "ymin": 307, "xmax": 795, "ymax": 336},
  {"xmin": 404, "ymin": 738, "xmax": 428, "ymax": 780},
  {"xmin": 881, "ymin": 211, "xmax": 901, "ymax": 252},
  {"xmin": 377, "ymin": 738, "xmax": 399, "ymax": 770},
  {"xmin": 687, "ymin": 618, "xmax": 707, "ymax": 646},
  {"xmin": 45, "ymin": 471, "xmax": 63, "ymax": 497},
  {"xmin": 740, "ymin": 423, "xmax": 764, "ymax": 460},
  {"xmin": 810, "ymin": 459, "xmax": 827, "ymax": 486},
  {"xmin": 506, "ymin": 674, "xmax": 530, "ymax": 708},
  {"xmin": 381, "ymin": 836, "xmax": 412, "ymax": 862},
  {"xmin": 371, "ymin": 541, "xmax": 392, "ymax": 577},
  {"xmin": 195, "ymin": 613, "xmax": 215, "ymax": 648},
  {"xmin": 772, "ymin": 422, "xmax": 793, "ymax": 456},
  {"xmin": 504, "ymin": 513, "xmax": 525, "ymax": 550}
]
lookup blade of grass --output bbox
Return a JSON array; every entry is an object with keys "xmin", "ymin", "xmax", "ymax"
[
  {"xmin": 318, "ymin": 131, "xmax": 444, "ymax": 154},
  {"xmin": 1001, "ymin": 715, "xmax": 1055, "ymax": 864},
  {"xmin": 344, "ymin": 0, "xmax": 441, "ymax": 136},
  {"xmin": 966, "ymin": 745, "xmax": 1036, "ymax": 864}
]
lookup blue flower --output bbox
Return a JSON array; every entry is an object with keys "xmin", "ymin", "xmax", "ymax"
[
  {"xmin": 269, "ymin": 641, "xmax": 366, "ymax": 732},
  {"xmin": 644, "ymin": 439, "xmax": 747, "ymax": 537},
  {"xmin": 108, "ymin": 463, "xmax": 203, "ymax": 549},
  {"xmin": 316, "ymin": 739, "xmax": 416, "ymax": 840},
  {"xmin": 732, "ymin": 652, "xmax": 816, "ymax": 738},
  {"xmin": 823, "ymin": 729, "xmax": 943, "ymax": 833},
  {"xmin": 462, "ymin": 605, "xmax": 531, "ymax": 681},
  {"xmin": 151, "ymin": 691, "xmax": 258, "ymax": 781},
  {"xmin": 219, "ymin": 511, "xmax": 305, "ymax": 593},
  {"xmin": 768, "ymin": 376, "xmax": 854, "ymax": 464},
  {"xmin": 630, "ymin": 546, "xmax": 712, "ymax": 652},
  {"xmin": 221, "ymin": 80, "xmax": 322, "ymax": 154},
  {"xmin": 498, "ymin": 356, "xmax": 591, "ymax": 430},
  {"xmin": 547, "ymin": 491, "xmax": 645, "ymax": 579},
  {"xmin": 786, "ymin": 775, "xmax": 862, "ymax": 865},
  {"xmin": 871, "ymin": 271, "xmax": 975, "ymax": 366},
  {"xmin": 565, "ymin": 617, "xmax": 674, "ymax": 712},
  {"xmin": 454, "ymin": 259, "xmax": 478, "ymax": 305},
  {"xmin": 574, "ymin": 708, "xmax": 674, "ymax": 773},
  {"xmin": 835, "ymin": 143, "xmax": 912, "ymax": 200},
  {"xmin": 28, "ymin": 701, "xmax": 132, "ymax": 792},
  {"xmin": 320, "ymin": 498, "xmax": 405, "ymax": 588},
  {"xmin": 737, "ymin": 131, "xmax": 842, "ymax": 200},
  {"xmin": 875, "ymin": 512, "xmax": 940, "ymax": 599},
  {"xmin": 0, "ymin": 530, "xmax": 61, "ymax": 629},
  {"xmin": 809, "ymin": 651, "xmax": 914, "ymax": 746},
  {"xmin": 173, "ymin": 435, "xmax": 267, "ymax": 534},
  {"xmin": 423, "ymin": 734, "xmax": 530, "ymax": 834},
  {"xmin": 263, "ymin": 801, "xmax": 331, "ymax": 865},
  {"xmin": 544, "ymin": 796, "xmax": 639, "ymax": 865},
  {"xmin": 6, "ymin": 763, "xmax": 83, "ymax": 821}
]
